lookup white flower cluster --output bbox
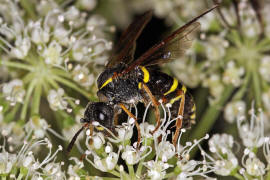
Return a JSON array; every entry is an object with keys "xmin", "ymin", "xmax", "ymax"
[
  {"xmin": 200, "ymin": 106, "xmax": 270, "ymax": 179},
  {"xmin": 78, "ymin": 102, "xmax": 214, "ymax": 179},
  {"xmin": 0, "ymin": 138, "xmax": 64, "ymax": 179},
  {"xmin": 0, "ymin": 0, "xmax": 113, "ymax": 109}
]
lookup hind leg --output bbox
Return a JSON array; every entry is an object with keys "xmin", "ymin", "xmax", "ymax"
[
  {"xmin": 172, "ymin": 90, "xmax": 185, "ymax": 147},
  {"xmin": 141, "ymin": 83, "xmax": 161, "ymax": 134}
]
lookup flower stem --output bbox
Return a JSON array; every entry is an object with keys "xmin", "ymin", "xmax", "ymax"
[
  {"xmin": 136, "ymin": 160, "xmax": 144, "ymax": 178},
  {"xmin": 233, "ymin": 173, "xmax": 245, "ymax": 180},
  {"xmin": 232, "ymin": 71, "xmax": 251, "ymax": 101},
  {"xmin": 19, "ymin": 0, "xmax": 36, "ymax": 19},
  {"xmin": 266, "ymin": 170, "xmax": 270, "ymax": 180},
  {"xmin": 52, "ymin": 75, "xmax": 92, "ymax": 100},
  {"xmin": 189, "ymin": 85, "xmax": 234, "ymax": 157},
  {"xmin": 128, "ymin": 165, "xmax": 135, "ymax": 178},
  {"xmin": 109, "ymin": 170, "xmax": 120, "ymax": 178},
  {"xmin": 1, "ymin": 60, "xmax": 33, "ymax": 71},
  {"xmin": 31, "ymin": 82, "xmax": 42, "ymax": 115},
  {"xmin": 165, "ymin": 171, "xmax": 176, "ymax": 178},
  {"xmin": 20, "ymin": 80, "xmax": 36, "ymax": 120},
  {"xmin": 252, "ymin": 69, "xmax": 262, "ymax": 107}
]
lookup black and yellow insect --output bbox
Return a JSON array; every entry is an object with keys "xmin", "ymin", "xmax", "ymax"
[{"xmin": 67, "ymin": 6, "xmax": 218, "ymax": 153}]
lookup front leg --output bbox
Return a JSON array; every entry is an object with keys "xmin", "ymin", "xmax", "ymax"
[{"xmin": 119, "ymin": 103, "xmax": 141, "ymax": 149}]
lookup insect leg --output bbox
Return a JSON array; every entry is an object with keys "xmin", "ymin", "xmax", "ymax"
[
  {"xmin": 172, "ymin": 90, "xmax": 185, "ymax": 147},
  {"xmin": 119, "ymin": 103, "xmax": 141, "ymax": 149},
  {"xmin": 141, "ymin": 83, "xmax": 161, "ymax": 134}
]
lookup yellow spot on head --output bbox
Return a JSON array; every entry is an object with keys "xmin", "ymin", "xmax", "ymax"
[
  {"xmin": 140, "ymin": 66, "xmax": 150, "ymax": 83},
  {"xmin": 96, "ymin": 126, "xmax": 104, "ymax": 131},
  {"xmin": 164, "ymin": 78, "xmax": 178, "ymax": 95},
  {"xmin": 100, "ymin": 77, "xmax": 112, "ymax": 89}
]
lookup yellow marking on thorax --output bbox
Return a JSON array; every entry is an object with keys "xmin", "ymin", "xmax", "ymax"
[
  {"xmin": 169, "ymin": 94, "xmax": 182, "ymax": 105},
  {"xmin": 138, "ymin": 82, "xmax": 142, "ymax": 89},
  {"xmin": 100, "ymin": 77, "xmax": 113, "ymax": 89},
  {"xmin": 182, "ymin": 85, "xmax": 187, "ymax": 94},
  {"xmin": 140, "ymin": 66, "xmax": 150, "ymax": 83},
  {"xmin": 164, "ymin": 78, "xmax": 178, "ymax": 96}
]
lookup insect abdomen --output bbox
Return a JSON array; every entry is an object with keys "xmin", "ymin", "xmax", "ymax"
[{"xmin": 138, "ymin": 66, "xmax": 196, "ymax": 128}]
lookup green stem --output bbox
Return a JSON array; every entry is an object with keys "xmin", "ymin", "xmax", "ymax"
[
  {"xmin": 266, "ymin": 170, "xmax": 270, "ymax": 180},
  {"xmin": 233, "ymin": 173, "xmax": 245, "ymax": 180},
  {"xmin": 1, "ymin": 60, "xmax": 33, "ymax": 71},
  {"xmin": 52, "ymin": 69, "xmax": 72, "ymax": 79},
  {"xmin": 128, "ymin": 165, "xmax": 135, "ymax": 179},
  {"xmin": 52, "ymin": 75, "xmax": 92, "ymax": 99},
  {"xmin": 232, "ymin": 71, "xmax": 251, "ymax": 101},
  {"xmin": 252, "ymin": 69, "xmax": 262, "ymax": 107},
  {"xmin": 189, "ymin": 85, "xmax": 234, "ymax": 157},
  {"xmin": 136, "ymin": 160, "xmax": 144, "ymax": 178},
  {"xmin": 19, "ymin": 0, "xmax": 36, "ymax": 20},
  {"xmin": 92, "ymin": 178, "xmax": 120, "ymax": 180},
  {"xmin": 5, "ymin": 104, "xmax": 20, "ymax": 122},
  {"xmin": 164, "ymin": 171, "xmax": 176, "ymax": 178},
  {"xmin": 31, "ymin": 82, "xmax": 42, "ymax": 115},
  {"xmin": 109, "ymin": 170, "xmax": 120, "ymax": 177},
  {"xmin": 20, "ymin": 80, "xmax": 36, "ymax": 120},
  {"xmin": 17, "ymin": 173, "xmax": 24, "ymax": 180}
]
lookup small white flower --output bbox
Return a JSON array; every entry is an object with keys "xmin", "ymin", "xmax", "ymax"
[
  {"xmin": 144, "ymin": 160, "xmax": 171, "ymax": 180},
  {"xmin": 2, "ymin": 79, "xmax": 25, "ymax": 105},
  {"xmin": 68, "ymin": 157, "xmax": 84, "ymax": 178},
  {"xmin": 87, "ymin": 132, "xmax": 105, "ymax": 150},
  {"xmin": 224, "ymin": 101, "xmax": 246, "ymax": 123},
  {"xmin": 10, "ymin": 36, "xmax": 31, "ymax": 59},
  {"xmin": 25, "ymin": 117, "xmax": 48, "ymax": 139},
  {"xmin": 121, "ymin": 145, "xmax": 140, "ymax": 165},
  {"xmin": 93, "ymin": 151, "xmax": 118, "ymax": 172},
  {"xmin": 77, "ymin": 0, "xmax": 97, "ymax": 11},
  {"xmin": 208, "ymin": 134, "xmax": 238, "ymax": 176},
  {"xmin": 245, "ymin": 157, "xmax": 265, "ymax": 177},
  {"xmin": 47, "ymin": 88, "xmax": 68, "ymax": 111},
  {"xmin": 214, "ymin": 157, "xmax": 238, "ymax": 176},
  {"xmin": 42, "ymin": 40, "xmax": 63, "ymax": 65},
  {"xmin": 72, "ymin": 65, "xmax": 94, "ymax": 88},
  {"xmin": 53, "ymin": 25, "xmax": 71, "ymax": 46},
  {"xmin": 202, "ymin": 74, "xmax": 224, "ymax": 103},
  {"xmin": 223, "ymin": 61, "xmax": 245, "ymax": 87},
  {"xmin": 0, "ymin": 152, "xmax": 16, "ymax": 174},
  {"xmin": 30, "ymin": 21, "xmax": 50, "ymax": 44},
  {"xmin": 157, "ymin": 141, "xmax": 175, "ymax": 162},
  {"xmin": 237, "ymin": 109, "xmax": 264, "ymax": 148},
  {"xmin": 205, "ymin": 35, "xmax": 227, "ymax": 61},
  {"xmin": 260, "ymin": 56, "xmax": 270, "ymax": 83},
  {"xmin": 209, "ymin": 134, "xmax": 234, "ymax": 154}
]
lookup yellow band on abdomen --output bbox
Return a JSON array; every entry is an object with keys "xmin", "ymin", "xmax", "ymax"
[
  {"xmin": 164, "ymin": 78, "xmax": 178, "ymax": 96},
  {"xmin": 169, "ymin": 94, "xmax": 182, "ymax": 104}
]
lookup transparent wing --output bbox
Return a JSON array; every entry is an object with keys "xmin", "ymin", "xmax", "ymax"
[
  {"xmin": 106, "ymin": 11, "xmax": 152, "ymax": 68},
  {"xmin": 120, "ymin": 5, "xmax": 218, "ymax": 74}
]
